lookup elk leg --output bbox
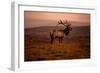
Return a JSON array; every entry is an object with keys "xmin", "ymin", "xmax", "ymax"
[
  {"xmin": 59, "ymin": 37, "xmax": 62, "ymax": 43},
  {"xmin": 59, "ymin": 38, "xmax": 60, "ymax": 43},
  {"xmin": 61, "ymin": 38, "xmax": 63, "ymax": 43},
  {"xmin": 60, "ymin": 38, "xmax": 61, "ymax": 43},
  {"xmin": 59, "ymin": 37, "xmax": 63, "ymax": 43},
  {"xmin": 50, "ymin": 34, "xmax": 54, "ymax": 44},
  {"xmin": 51, "ymin": 39, "xmax": 53, "ymax": 44}
]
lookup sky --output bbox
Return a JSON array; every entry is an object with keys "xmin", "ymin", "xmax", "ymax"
[{"xmin": 24, "ymin": 11, "xmax": 90, "ymax": 28}]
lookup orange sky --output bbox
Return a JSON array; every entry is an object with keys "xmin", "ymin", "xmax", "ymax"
[{"xmin": 24, "ymin": 11, "xmax": 90, "ymax": 28}]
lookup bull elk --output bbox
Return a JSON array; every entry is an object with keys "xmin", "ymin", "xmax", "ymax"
[{"xmin": 50, "ymin": 20, "xmax": 72, "ymax": 44}]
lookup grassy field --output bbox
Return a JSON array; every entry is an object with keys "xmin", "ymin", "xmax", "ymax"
[{"xmin": 24, "ymin": 26, "xmax": 90, "ymax": 61}]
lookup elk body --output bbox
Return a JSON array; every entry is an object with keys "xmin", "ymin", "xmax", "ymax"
[{"xmin": 50, "ymin": 20, "xmax": 72, "ymax": 44}]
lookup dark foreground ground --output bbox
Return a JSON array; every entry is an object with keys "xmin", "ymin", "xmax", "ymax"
[{"xmin": 24, "ymin": 26, "xmax": 90, "ymax": 61}]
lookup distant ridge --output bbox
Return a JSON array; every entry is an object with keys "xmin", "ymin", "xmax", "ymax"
[{"xmin": 25, "ymin": 25, "xmax": 90, "ymax": 29}]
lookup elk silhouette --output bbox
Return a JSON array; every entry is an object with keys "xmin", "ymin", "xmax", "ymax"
[{"xmin": 50, "ymin": 20, "xmax": 72, "ymax": 44}]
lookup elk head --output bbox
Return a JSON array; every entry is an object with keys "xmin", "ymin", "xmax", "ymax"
[
  {"xmin": 57, "ymin": 20, "xmax": 72, "ymax": 35},
  {"xmin": 58, "ymin": 20, "xmax": 72, "ymax": 29}
]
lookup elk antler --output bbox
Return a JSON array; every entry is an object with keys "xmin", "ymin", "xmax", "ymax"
[
  {"xmin": 64, "ymin": 20, "xmax": 71, "ymax": 26},
  {"xmin": 57, "ymin": 20, "xmax": 66, "ymax": 26},
  {"xmin": 58, "ymin": 20, "xmax": 63, "ymax": 24}
]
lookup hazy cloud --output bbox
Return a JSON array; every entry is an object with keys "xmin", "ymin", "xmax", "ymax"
[{"xmin": 24, "ymin": 11, "xmax": 90, "ymax": 28}]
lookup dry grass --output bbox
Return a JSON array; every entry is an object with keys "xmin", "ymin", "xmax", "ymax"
[
  {"xmin": 25, "ymin": 42, "xmax": 90, "ymax": 61},
  {"xmin": 24, "ymin": 26, "xmax": 90, "ymax": 61}
]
